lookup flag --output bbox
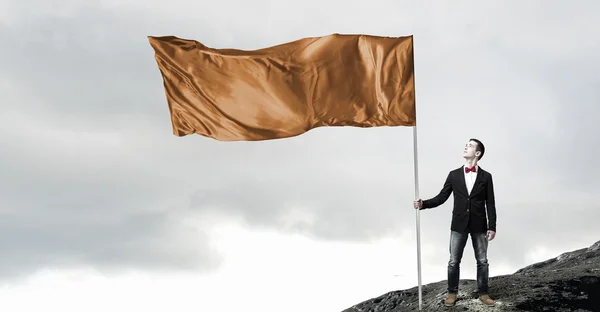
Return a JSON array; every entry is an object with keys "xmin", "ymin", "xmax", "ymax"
[{"xmin": 148, "ymin": 33, "xmax": 415, "ymax": 141}]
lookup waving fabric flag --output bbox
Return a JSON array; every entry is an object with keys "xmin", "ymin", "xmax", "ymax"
[{"xmin": 148, "ymin": 34, "xmax": 415, "ymax": 141}]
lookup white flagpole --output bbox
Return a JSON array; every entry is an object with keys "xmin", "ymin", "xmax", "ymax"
[
  {"xmin": 413, "ymin": 125, "xmax": 423, "ymax": 310},
  {"xmin": 410, "ymin": 35, "xmax": 423, "ymax": 310}
]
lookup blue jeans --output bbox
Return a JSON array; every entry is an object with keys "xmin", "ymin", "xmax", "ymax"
[{"xmin": 447, "ymin": 230, "xmax": 489, "ymax": 294}]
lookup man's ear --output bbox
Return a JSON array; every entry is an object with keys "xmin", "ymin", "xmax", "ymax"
[{"xmin": 475, "ymin": 151, "xmax": 481, "ymax": 157}]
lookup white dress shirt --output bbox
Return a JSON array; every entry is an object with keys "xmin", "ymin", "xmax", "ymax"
[{"xmin": 464, "ymin": 165, "xmax": 478, "ymax": 195}]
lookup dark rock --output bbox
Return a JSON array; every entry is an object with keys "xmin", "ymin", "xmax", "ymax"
[
  {"xmin": 589, "ymin": 241, "xmax": 600, "ymax": 252},
  {"xmin": 343, "ymin": 240, "xmax": 600, "ymax": 312}
]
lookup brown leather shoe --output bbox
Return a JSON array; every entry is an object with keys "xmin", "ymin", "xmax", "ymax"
[
  {"xmin": 444, "ymin": 293, "xmax": 458, "ymax": 306},
  {"xmin": 479, "ymin": 294, "xmax": 495, "ymax": 306}
]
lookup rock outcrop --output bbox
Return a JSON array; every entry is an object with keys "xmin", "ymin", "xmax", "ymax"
[{"xmin": 343, "ymin": 240, "xmax": 600, "ymax": 311}]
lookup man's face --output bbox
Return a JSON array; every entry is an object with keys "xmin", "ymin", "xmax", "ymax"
[{"xmin": 463, "ymin": 141, "xmax": 479, "ymax": 159}]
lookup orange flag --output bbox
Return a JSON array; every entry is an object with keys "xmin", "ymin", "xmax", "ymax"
[{"xmin": 148, "ymin": 34, "xmax": 415, "ymax": 141}]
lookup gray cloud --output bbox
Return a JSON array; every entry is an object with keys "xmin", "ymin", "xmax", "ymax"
[
  {"xmin": 0, "ymin": 114, "xmax": 223, "ymax": 279},
  {"xmin": 1, "ymin": 0, "xmax": 599, "ymax": 281}
]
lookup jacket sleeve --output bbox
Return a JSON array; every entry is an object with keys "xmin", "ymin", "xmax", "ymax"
[
  {"xmin": 486, "ymin": 173, "xmax": 497, "ymax": 232},
  {"xmin": 422, "ymin": 172, "xmax": 453, "ymax": 209}
]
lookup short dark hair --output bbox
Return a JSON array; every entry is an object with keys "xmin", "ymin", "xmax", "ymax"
[{"xmin": 469, "ymin": 138, "xmax": 485, "ymax": 160}]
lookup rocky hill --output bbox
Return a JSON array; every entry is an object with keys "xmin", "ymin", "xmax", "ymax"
[{"xmin": 343, "ymin": 240, "xmax": 600, "ymax": 312}]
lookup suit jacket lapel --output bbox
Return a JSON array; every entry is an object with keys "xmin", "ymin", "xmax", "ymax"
[
  {"xmin": 469, "ymin": 168, "xmax": 484, "ymax": 197},
  {"xmin": 456, "ymin": 167, "xmax": 469, "ymax": 197}
]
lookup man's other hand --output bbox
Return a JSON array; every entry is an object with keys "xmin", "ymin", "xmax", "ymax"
[{"xmin": 487, "ymin": 230, "xmax": 496, "ymax": 241}]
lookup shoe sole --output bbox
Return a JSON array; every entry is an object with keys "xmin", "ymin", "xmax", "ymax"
[{"xmin": 444, "ymin": 302, "xmax": 456, "ymax": 307}]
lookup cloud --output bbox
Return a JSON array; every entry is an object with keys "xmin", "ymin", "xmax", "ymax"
[{"xmin": 0, "ymin": 107, "xmax": 223, "ymax": 279}]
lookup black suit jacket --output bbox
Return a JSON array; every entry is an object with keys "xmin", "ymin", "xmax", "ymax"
[{"xmin": 421, "ymin": 166, "xmax": 496, "ymax": 234}]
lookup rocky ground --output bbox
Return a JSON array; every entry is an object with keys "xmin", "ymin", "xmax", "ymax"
[{"xmin": 342, "ymin": 240, "xmax": 600, "ymax": 312}]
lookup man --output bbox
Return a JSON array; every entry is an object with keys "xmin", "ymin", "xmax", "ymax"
[{"xmin": 413, "ymin": 138, "xmax": 497, "ymax": 307}]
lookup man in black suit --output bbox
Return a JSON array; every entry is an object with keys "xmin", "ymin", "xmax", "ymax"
[{"xmin": 414, "ymin": 138, "xmax": 496, "ymax": 307}]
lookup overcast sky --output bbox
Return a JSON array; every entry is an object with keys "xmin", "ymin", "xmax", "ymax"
[{"xmin": 1, "ymin": 0, "xmax": 599, "ymax": 311}]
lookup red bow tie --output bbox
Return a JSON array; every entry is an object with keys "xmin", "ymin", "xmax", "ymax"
[{"xmin": 465, "ymin": 166, "xmax": 477, "ymax": 173}]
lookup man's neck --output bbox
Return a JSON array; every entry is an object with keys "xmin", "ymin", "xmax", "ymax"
[{"xmin": 465, "ymin": 159, "xmax": 478, "ymax": 168}]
